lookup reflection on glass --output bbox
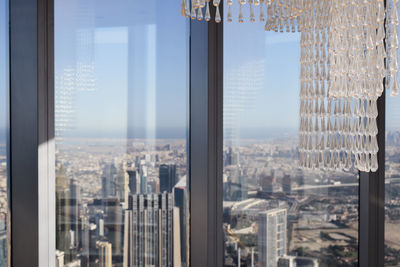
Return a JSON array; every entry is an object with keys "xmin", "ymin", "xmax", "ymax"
[
  {"xmin": 0, "ymin": 0, "xmax": 9, "ymax": 266},
  {"xmin": 385, "ymin": 87, "xmax": 400, "ymax": 266},
  {"xmin": 385, "ymin": 3, "xmax": 400, "ymax": 265},
  {"xmin": 223, "ymin": 5, "xmax": 359, "ymax": 267},
  {"xmin": 55, "ymin": 1, "xmax": 189, "ymax": 266}
]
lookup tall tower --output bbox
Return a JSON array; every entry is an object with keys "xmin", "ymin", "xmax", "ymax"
[
  {"xmin": 159, "ymin": 164, "xmax": 177, "ymax": 193},
  {"xmin": 126, "ymin": 170, "xmax": 137, "ymax": 194},
  {"xmin": 97, "ymin": 241, "xmax": 112, "ymax": 267},
  {"xmin": 56, "ymin": 165, "xmax": 72, "ymax": 262},
  {"xmin": 123, "ymin": 193, "xmax": 181, "ymax": 267},
  {"xmin": 104, "ymin": 198, "xmax": 123, "ymax": 263},
  {"xmin": 258, "ymin": 208, "xmax": 287, "ymax": 267},
  {"xmin": 56, "ymin": 250, "xmax": 64, "ymax": 267},
  {"xmin": 69, "ymin": 179, "xmax": 80, "ymax": 250}
]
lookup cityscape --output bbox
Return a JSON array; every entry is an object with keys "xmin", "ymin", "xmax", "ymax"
[
  {"xmin": 55, "ymin": 138, "xmax": 189, "ymax": 267},
  {"xmin": 0, "ymin": 143, "xmax": 8, "ymax": 267},
  {"xmin": 222, "ymin": 136, "xmax": 359, "ymax": 267},
  {"xmin": 0, "ymin": 132, "xmax": 399, "ymax": 266},
  {"xmin": 53, "ymin": 134, "xmax": 352, "ymax": 267}
]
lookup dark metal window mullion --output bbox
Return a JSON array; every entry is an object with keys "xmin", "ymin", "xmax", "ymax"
[
  {"xmin": 358, "ymin": 0, "xmax": 386, "ymax": 264},
  {"xmin": 10, "ymin": 0, "xmax": 55, "ymax": 266},
  {"xmin": 189, "ymin": 3, "xmax": 224, "ymax": 267}
]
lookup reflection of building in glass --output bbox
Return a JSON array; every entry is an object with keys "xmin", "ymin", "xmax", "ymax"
[
  {"xmin": 55, "ymin": 67, "xmax": 77, "ymax": 138},
  {"xmin": 0, "ymin": 229, "xmax": 7, "ymax": 266},
  {"xmin": 123, "ymin": 193, "xmax": 181, "ymax": 267},
  {"xmin": 224, "ymin": 60, "xmax": 264, "ymax": 143},
  {"xmin": 258, "ymin": 208, "xmax": 287, "ymax": 267},
  {"xmin": 56, "ymin": 166, "xmax": 77, "ymax": 263},
  {"xmin": 104, "ymin": 198, "xmax": 123, "ymax": 262},
  {"xmin": 96, "ymin": 241, "xmax": 112, "ymax": 267},
  {"xmin": 56, "ymin": 250, "xmax": 65, "ymax": 267},
  {"xmin": 159, "ymin": 164, "xmax": 177, "ymax": 193},
  {"xmin": 282, "ymin": 175, "xmax": 292, "ymax": 195},
  {"xmin": 278, "ymin": 255, "xmax": 319, "ymax": 267},
  {"xmin": 127, "ymin": 170, "xmax": 137, "ymax": 194}
]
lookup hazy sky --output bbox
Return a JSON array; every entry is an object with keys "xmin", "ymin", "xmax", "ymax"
[
  {"xmin": 54, "ymin": 0, "xmax": 302, "ymax": 139},
  {"xmin": 0, "ymin": 0, "xmax": 8, "ymax": 144},
  {"xmin": 55, "ymin": 0, "xmax": 188, "ymax": 139},
  {"xmin": 2, "ymin": 1, "xmax": 400, "ymax": 143}
]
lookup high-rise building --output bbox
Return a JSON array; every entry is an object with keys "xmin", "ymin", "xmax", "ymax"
[
  {"xmin": 278, "ymin": 255, "xmax": 319, "ymax": 267},
  {"xmin": 140, "ymin": 174, "xmax": 147, "ymax": 194},
  {"xmin": 258, "ymin": 208, "xmax": 287, "ymax": 267},
  {"xmin": 127, "ymin": 170, "xmax": 137, "ymax": 194},
  {"xmin": 70, "ymin": 179, "xmax": 80, "ymax": 250},
  {"xmin": 282, "ymin": 175, "xmax": 292, "ymax": 195},
  {"xmin": 56, "ymin": 250, "xmax": 65, "ymax": 267},
  {"xmin": 64, "ymin": 259, "xmax": 81, "ymax": 267},
  {"xmin": 104, "ymin": 198, "xmax": 123, "ymax": 263},
  {"xmin": 174, "ymin": 186, "xmax": 186, "ymax": 265},
  {"xmin": 260, "ymin": 174, "xmax": 275, "ymax": 194},
  {"xmin": 80, "ymin": 222, "xmax": 98, "ymax": 266},
  {"xmin": 123, "ymin": 193, "xmax": 181, "ymax": 267},
  {"xmin": 159, "ymin": 164, "xmax": 177, "ymax": 193},
  {"xmin": 97, "ymin": 241, "xmax": 112, "ymax": 267},
  {"xmin": 56, "ymin": 166, "xmax": 71, "ymax": 260}
]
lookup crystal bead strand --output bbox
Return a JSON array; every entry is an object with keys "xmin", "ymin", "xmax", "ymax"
[
  {"xmin": 376, "ymin": 0, "xmax": 386, "ymax": 97},
  {"xmin": 249, "ymin": 1, "xmax": 256, "ymax": 22},
  {"xmin": 197, "ymin": 6, "xmax": 204, "ymax": 20},
  {"xmin": 205, "ymin": 0, "xmax": 211, "ymax": 21},
  {"xmin": 213, "ymin": 0, "xmax": 222, "ymax": 23},
  {"xmin": 181, "ymin": 0, "xmax": 186, "ymax": 16},
  {"xmin": 265, "ymin": 1, "xmax": 274, "ymax": 30},
  {"xmin": 239, "ymin": 0, "xmax": 245, "ymax": 23},
  {"xmin": 227, "ymin": 0, "xmax": 233, "ymax": 22},
  {"xmin": 191, "ymin": 0, "xmax": 198, "ymax": 20},
  {"xmin": 299, "ymin": 29, "xmax": 307, "ymax": 168},
  {"xmin": 259, "ymin": 0, "xmax": 265, "ymax": 22},
  {"xmin": 391, "ymin": 0, "xmax": 399, "ymax": 96},
  {"xmin": 184, "ymin": 0, "xmax": 191, "ymax": 17},
  {"xmin": 386, "ymin": 0, "xmax": 393, "ymax": 90}
]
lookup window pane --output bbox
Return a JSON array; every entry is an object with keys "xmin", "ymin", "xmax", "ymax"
[
  {"xmin": 54, "ymin": 1, "xmax": 189, "ymax": 266},
  {"xmin": 0, "ymin": 1, "xmax": 9, "ymax": 266},
  {"xmin": 223, "ymin": 6, "xmax": 359, "ymax": 267},
  {"xmin": 385, "ymin": 74, "xmax": 400, "ymax": 266}
]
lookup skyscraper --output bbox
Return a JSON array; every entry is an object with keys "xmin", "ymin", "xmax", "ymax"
[
  {"xmin": 174, "ymin": 186, "xmax": 186, "ymax": 265},
  {"xmin": 159, "ymin": 164, "xmax": 177, "ymax": 193},
  {"xmin": 104, "ymin": 198, "xmax": 123, "ymax": 263},
  {"xmin": 70, "ymin": 179, "xmax": 80, "ymax": 250},
  {"xmin": 278, "ymin": 256, "xmax": 319, "ymax": 267},
  {"xmin": 258, "ymin": 208, "xmax": 287, "ymax": 267},
  {"xmin": 127, "ymin": 170, "xmax": 137, "ymax": 194},
  {"xmin": 123, "ymin": 193, "xmax": 181, "ymax": 267},
  {"xmin": 96, "ymin": 241, "xmax": 112, "ymax": 267},
  {"xmin": 56, "ymin": 250, "xmax": 65, "ymax": 267},
  {"xmin": 80, "ymin": 222, "xmax": 98, "ymax": 266},
  {"xmin": 282, "ymin": 175, "xmax": 292, "ymax": 195},
  {"xmin": 56, "ymin": 166, "xmax": 71, "ymax": 261}
]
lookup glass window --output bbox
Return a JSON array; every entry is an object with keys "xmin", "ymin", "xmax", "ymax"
[
  {"xmin": 54, "ymin": 1, "xmax": 189, "ymax": 266},
  {"xmin": 385, "ymin": 3, "xmax": 400, "ymax": 265},
  {"xmin": 223, "ymin": 5, "xmax": 359, "ymax": 267},
  {"xmin": 385, "ymin": 76, "xmax": 400, "ymax": 266},
  {"xmin": 0, "ymin": 1, "xmax": 9, "ymax": 266}
]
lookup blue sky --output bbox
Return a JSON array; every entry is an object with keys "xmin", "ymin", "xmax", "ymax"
[
  {"xmin": 54, "ymin": 0, "xmax": 302, "ymax": 139},
  {"xmin": 223, "ymin": 3, "xmax": 301, "ymax": 138},
  {"xmin": 55, "ymin": 0, "xmax": 189, "ymax": 139},
  {"xmin": 0, "ymin": 0, "xmax": 8, "ymax": 145},
  {"xmin": 2, "ymin": 1, "xmax": 400, "ymax": 143}
]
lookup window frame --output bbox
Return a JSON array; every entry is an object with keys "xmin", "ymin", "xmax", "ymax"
[
  {"xmin": 10, "ymin": 0, "xmax": 55, "ymax": 266},
  {"xmin": 7, "ymin": 1, "xmax": 388, "ymax": 267}
]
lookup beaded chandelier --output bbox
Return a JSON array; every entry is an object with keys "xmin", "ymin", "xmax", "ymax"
[{"xmin": 181, "ymin": 0, "xmax": 400, "ymax": 173}]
